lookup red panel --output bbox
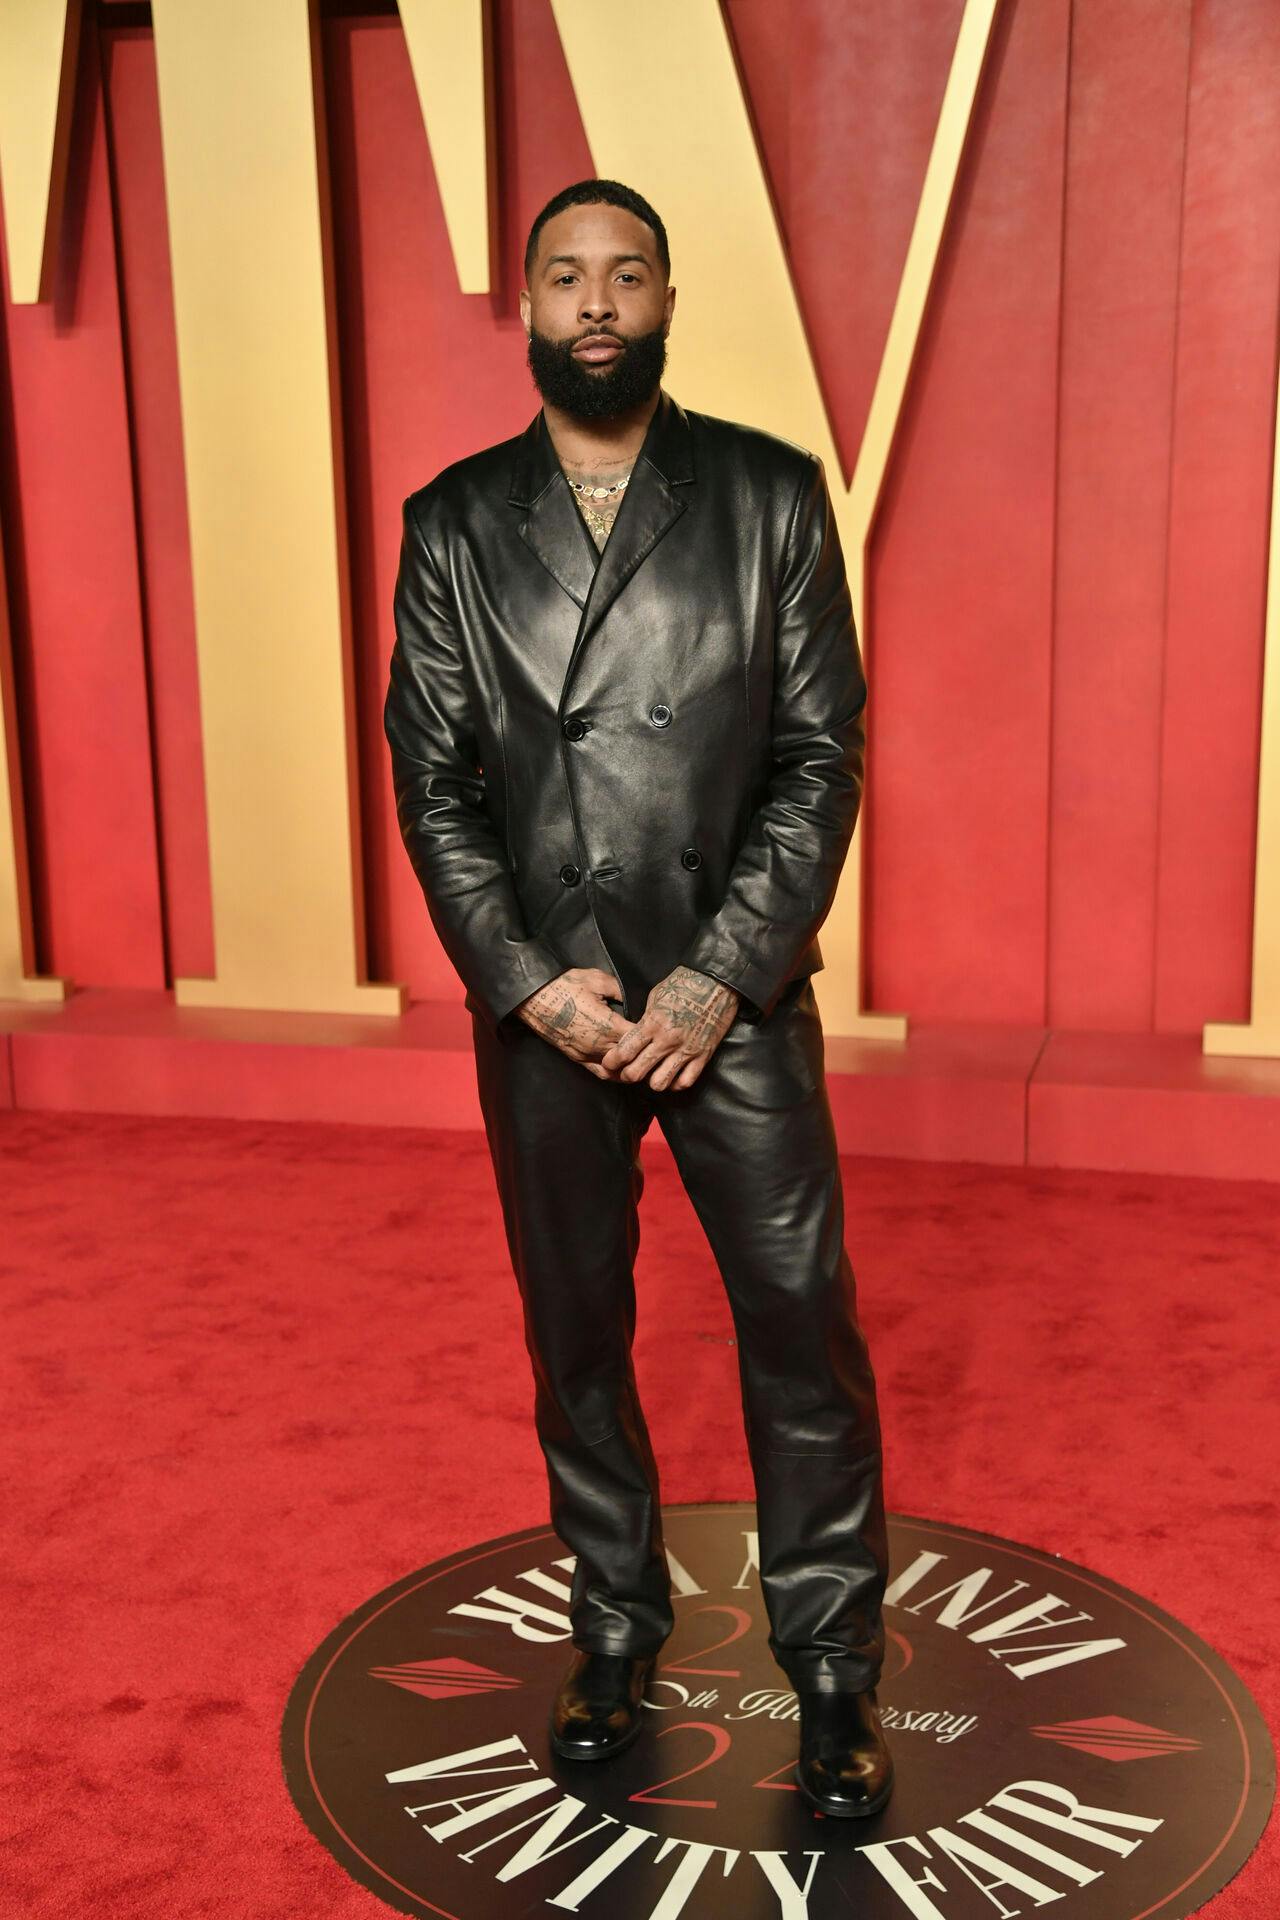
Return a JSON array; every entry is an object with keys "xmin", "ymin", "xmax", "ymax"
[
  {"xmin": 8, "ymin": 988, "xmax": 1280, "ymax": 1184},
  {"xmin": 5, "ymin": 987, "xmax": 487, "ymax": 1130},
  {"xmin": 877, "ymin": 0, "xmax": 1066, "ymax": 1024},
  {"xmin": 1048, "ymin": 0, "xmax": 1193, "ymax": 1028},
  {"xmin": 823, "ymin": 1019, "xmax": 1043, "ymax": 1166},
  {"xmin": 736, "ymin": 0, "xmax": 1068, "ymax": 1024},
  {"xmin": 731, "ymin": 0, "xmax": 970, "ymax": 476},
  {"xmin": 0, "ymin": 19, "xmax": 165, "ymax": 988},
  {"xmin": 322, "ymin": 4, "xmax": 593, "ymax": 1003},
  {"xmin": 1029, "ymin": 1029, "xmax": 1280, "ymax": 1180},
  {"xmin": 1155, "ymin": 0, "xmax": 1280, "ymax": 1030},
  {"xmin": 101, "ymin": 25, "xmax": 213, "ymax": 982}
]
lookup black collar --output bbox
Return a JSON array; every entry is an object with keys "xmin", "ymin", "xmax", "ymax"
[{"xmin": 505, "ymin": 386, "xmax": 695, "ymax": 508}]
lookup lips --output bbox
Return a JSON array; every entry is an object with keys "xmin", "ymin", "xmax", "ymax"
[{"xmin": 573, "ymin": 336, "xmax": 623, "ymax": 364}]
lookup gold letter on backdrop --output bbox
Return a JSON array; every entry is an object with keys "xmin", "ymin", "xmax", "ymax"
[
  {"xmin": 151, "ymin": 0, "xmax": 401, "ymax": 1013},
  {"xmin": 399, "ymin": 0, "xmax": 494, "ymax": 295},
  {"xmin": 0, "ymin": 0, "xmax": 79, "ymax": 1001},
  {"xmin": 0, "ymin": 0, "xmax": 79, "ymax": 306},
  {"xmin": 549, "ymin": 0, "xmax": 1000, "ymax": 1039},
  {"xmin": 1203, "ymin": 353, "xmax": 1280, "ymax": 1058}
]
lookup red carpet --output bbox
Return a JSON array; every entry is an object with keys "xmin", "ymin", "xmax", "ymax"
[{"xmin": 2, "ymin": 1107, "xmax": 1276, "ymax": 1915}]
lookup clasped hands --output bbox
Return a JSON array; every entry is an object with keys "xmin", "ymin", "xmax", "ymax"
[{"xmin": 515, "ymin": 963, "xmax": 740, "ymax": 1090}]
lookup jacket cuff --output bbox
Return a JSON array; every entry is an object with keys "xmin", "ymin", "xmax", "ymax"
[
  {"xmin": 471, "ymin": 941, "xmax": 566, "ymax": 1036},
  {"xmin": 674, "ymin": 939, "xmax": 783, "ymax": 1025}
]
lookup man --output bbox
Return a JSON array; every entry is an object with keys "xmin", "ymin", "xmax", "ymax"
[{"xmin": 383, "ymin": 178, "xmax": 893, "ymax": 1820}]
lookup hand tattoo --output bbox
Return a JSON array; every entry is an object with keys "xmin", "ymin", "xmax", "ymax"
[
  {"xmin": 600, "ymin": 965, "xmax": 741, "ymax": 1090},
  {"xmin": 522, "ymin": 978, "xmax": 616, "ymax": 1047},
  {"xmin": 648, "ymin": 966, "xmax": 740, "ymax": 1050},
  {"xmin": 514, "ymin": 969, "xmax": 632, "ymax": 1079}
]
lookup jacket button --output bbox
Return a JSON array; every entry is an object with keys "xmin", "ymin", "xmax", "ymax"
[
  {"xmin": 648, "ymin": 702, "xmax": 672, "ymax": 728},
  {"xmin": 562, "ymin": 716, "xmax": 587, "ymax": 740},
  {"xmin": 559, "ymin": 863, "xmax": 581, "ymax": 886},
  {"xmin": 681, "ymin": 846, "xmax": 703, "ymax": 870}
]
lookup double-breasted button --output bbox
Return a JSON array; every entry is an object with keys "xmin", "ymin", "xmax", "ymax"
[
  {"xmin": 562, "ymin": 716, "xmax": 587, "ymax": 740},
  {"xmin": 681, "ymin": 846, "xmax": 703, "ymax": 870},
  {"xmin": 648, "ymin": 702, "xmax": 672, "ymax": 728},
  {"xmin": 559, "ymin": 863, "xmax": 581, "ymax": 886}
]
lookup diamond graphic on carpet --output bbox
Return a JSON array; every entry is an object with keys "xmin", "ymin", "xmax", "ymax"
[
  {"xmin": 370, "ymin": 1656, "xmax": 523, "ymax": 1701},
  {"xmin": 1030, "ymin": 1713, "xmax": 1203, "ymax": 1762}
]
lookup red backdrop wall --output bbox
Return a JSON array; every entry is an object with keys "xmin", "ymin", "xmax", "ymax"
[{"xmin": 1, "ymin": 0, "xmax": 1277, "ymax": 1034}]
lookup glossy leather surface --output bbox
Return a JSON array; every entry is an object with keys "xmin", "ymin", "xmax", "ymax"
[
  {"xmin": 387, "ymin": 384, "xmax": 886, "ymax": 1694},
  {"xmin": 384, "ymin": 385, "xmax": 868, "ymax": 1032},
  {"xmin": 794, "ymin": 1685, "xmax": 895, "ymax": 1818},
  {"xmin": 472, "ymin": 977, "xmax": 889, "ymax": 1694},
  {"xmin": 549, "ymin": 1650, "xmax": 655, "ymax": 1762}
]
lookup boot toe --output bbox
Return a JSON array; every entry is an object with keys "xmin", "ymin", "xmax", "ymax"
[
  {"xmin": 795, "ymin": 1745, "xmax": 895, "ymax": 1817},
  {"xmin": 549, "ymin": 1651, "xmax": 655, "ymax": 1762},
  {"xmin": 793, "ymin": 1685, "xmax": 895, "ymax": 1819},
  {"xmin": 550, "ymin": 1711, "xmax": 644, "ymax": 1761}
]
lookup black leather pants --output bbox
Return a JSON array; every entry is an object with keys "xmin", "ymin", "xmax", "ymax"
[{"xmin": 469, "ymin": 976, "xmax": 889, "ymax": 1694}]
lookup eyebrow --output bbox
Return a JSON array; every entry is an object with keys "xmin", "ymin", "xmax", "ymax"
[{"xmin": 542, "ymin": 252, "xmax": 650, "ymax": 272}]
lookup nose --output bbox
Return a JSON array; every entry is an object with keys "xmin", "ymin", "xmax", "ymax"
[{"xmin": 579, "ymin": 285, "xmax": 617, "ymax": 324}]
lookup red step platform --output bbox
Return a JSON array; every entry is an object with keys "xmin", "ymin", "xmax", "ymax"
[{"xmin": 1, "ymin": 987, "xmax": 1278, "ymax": 1182}]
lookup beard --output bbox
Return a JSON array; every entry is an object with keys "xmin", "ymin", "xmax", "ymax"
[{"xmin": 526, "ymin": 321, "xmax": 668, "ymax": 420}]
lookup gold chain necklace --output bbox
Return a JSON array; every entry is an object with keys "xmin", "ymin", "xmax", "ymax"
[{"xmin": 566, "ymin": 472, "xmax": 631, "ymax": 502}]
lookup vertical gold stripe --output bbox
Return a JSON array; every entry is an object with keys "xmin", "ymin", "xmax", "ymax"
[
  {"xmin": 399, "ymin": 0, "xmax": 492, "ymax": 294},
  {"xmin": 1203, "ymin": 351, "xmax": 1280, "ymax": 1056},
  {"xmin": 0, "ymin": 0, "xmax": 80, "ymax": 305},
  {"xmin": 152, "ymin": 0, "xmax": 401, "ymax": 1013}
]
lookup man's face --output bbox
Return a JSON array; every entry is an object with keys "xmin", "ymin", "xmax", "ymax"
[{"xmin": 520, "ymin": 202, "xmax": 674, "ymax": 421}]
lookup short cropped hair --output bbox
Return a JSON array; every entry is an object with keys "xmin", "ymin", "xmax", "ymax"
[{"xmin": 524, "ymin": 177, "xmax": 670, "ymax": 284}]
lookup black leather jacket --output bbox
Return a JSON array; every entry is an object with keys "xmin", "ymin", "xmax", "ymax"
[{"xmin": 384, "ymin": 386, "xmax": 867, "ymax": 1035}]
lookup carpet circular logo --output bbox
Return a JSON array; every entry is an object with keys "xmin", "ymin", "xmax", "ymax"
[{"xmin": 282, "ymin": 1503, "xmax": 1274, "ymax": 1919}]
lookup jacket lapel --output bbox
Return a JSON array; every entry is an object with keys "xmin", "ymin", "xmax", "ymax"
[
  {"xmin": 507, "ymin": 408, "xmax": 599, "ymax": 612},
  {"xmin": 507, "ymin": 387, "xmax": 696, "ymax": 697}
]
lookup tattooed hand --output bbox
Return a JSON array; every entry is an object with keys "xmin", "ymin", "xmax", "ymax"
[
  {"xmin": 514, "ymin": 968, "xmax": 636, "ymax": 1080},
  {"xmin": 598, "ymin": 965, "xmax": 741, "ymax": 1091}
]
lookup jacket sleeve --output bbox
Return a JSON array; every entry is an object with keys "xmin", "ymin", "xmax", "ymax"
[
  {"xmin": 674, "ymin": 452, "xmax": 867, "ymax": 1022},
  {"xmin": 383, "ymin": 491, "xmax": 565, "ymax": 1034}
]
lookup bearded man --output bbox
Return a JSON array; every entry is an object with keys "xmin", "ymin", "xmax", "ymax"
[{"xmin": 384, "ymin": 176, "xmax": 894, "ymax": 1819}]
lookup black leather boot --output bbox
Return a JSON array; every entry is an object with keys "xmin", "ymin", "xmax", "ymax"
[
  {"xmin": 549, "ymin": 1649, "xmax": 655, "ymax": 1762},
  {"xmin": 794, "ymin": 1685, "xmax": 894, "ymax": 1817}
]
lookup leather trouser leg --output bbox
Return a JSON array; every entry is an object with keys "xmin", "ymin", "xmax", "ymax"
[
  {"xmin": 655, "ymin": 977, "xmax": 890, "ymax": 1694},
  {"xmin": 470, "ymin": 1009, "xmax": 674, "ymax": 1657}
]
